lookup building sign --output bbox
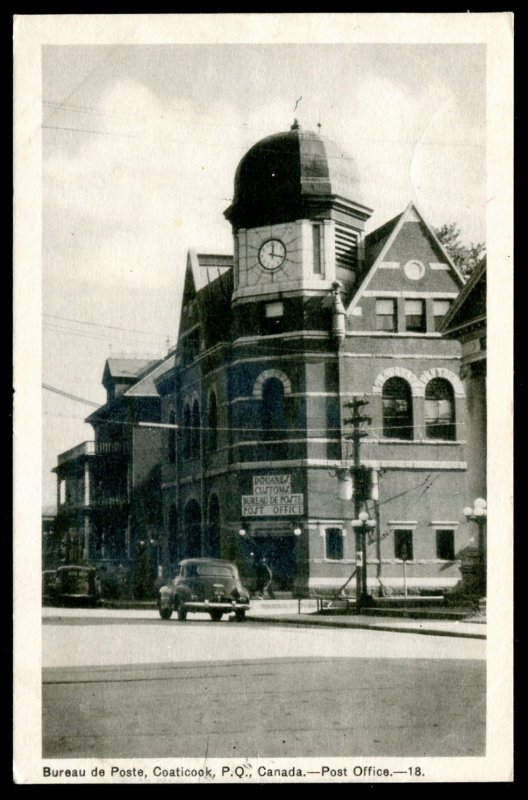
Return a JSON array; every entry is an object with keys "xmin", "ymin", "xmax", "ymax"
[{"xmin": 241, "ymin": 474, "xmax": 304, "ymax": 517}]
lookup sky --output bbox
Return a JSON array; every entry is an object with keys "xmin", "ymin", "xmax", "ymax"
[{"xmin": 41, "ymin": 42, "xmax": 487, "ymax": 509}]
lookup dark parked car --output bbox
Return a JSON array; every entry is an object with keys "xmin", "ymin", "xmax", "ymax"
[
  {"xmin": 158, "ymin": 558, "xmax": 250, "ymax": 622},
  {"xmin": 43, "ymin": 565, "xmax": 100, "ymax": 607}
]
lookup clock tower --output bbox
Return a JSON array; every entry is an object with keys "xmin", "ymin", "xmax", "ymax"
[{"xmin": 224, "ymin": 121, "xmax": 373, "ymax": 315}]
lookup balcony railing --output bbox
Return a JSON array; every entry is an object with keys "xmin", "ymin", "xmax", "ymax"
[
  {"xmin": 93, "ymin": 496, "xmax": 129, "ymax": 509},
  {"xmin": 57, "ymin": 441, "xmax": 95, "ymax": 466},
  {"xmin": 96, "ymin": 441, "xmax": 130, "ymax": 457}
]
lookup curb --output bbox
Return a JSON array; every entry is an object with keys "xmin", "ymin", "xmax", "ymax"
[{"xmin": 245, "ymin": 614, "xmax": 487, "ymax": 640}]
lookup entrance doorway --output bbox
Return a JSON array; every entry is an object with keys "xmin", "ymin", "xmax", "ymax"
[{"xmin": 252, "ymin": 535, "xmax": 297, "ymax": 591}]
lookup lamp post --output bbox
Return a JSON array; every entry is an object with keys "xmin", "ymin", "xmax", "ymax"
[
  {"xmin": 351, "ymin": 511, "xmax": 376, "ymax": 607},
  {"xmin": 463, "ymin": 498, "xmax": 487, "ymax": 596}
]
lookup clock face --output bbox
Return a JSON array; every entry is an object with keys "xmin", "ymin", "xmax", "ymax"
[{"xmin": 258, "ymin": 239, "xmax": 286, "ymax": 271}]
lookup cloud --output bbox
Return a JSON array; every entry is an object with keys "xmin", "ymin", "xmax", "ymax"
[{"xmin": 43, "ymin": 78, "xmax": 236, "ymax": 290}]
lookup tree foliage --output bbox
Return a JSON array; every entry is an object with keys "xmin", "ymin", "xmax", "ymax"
[{"xmin": 435, "ymin": 223, "xmax": 486, "ymax": 279}]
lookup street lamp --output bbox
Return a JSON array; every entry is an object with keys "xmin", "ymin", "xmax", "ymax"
[
  {"xmin": 463, "ymin": 498, "xmax": 487, "ymax": 596},
  {"xmin": 351, "ymin": 510, "xmax": 376, "ymax": 607}
]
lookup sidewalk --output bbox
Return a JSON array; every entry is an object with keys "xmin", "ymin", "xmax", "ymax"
[{"xmin": 245, "ymin": 599, "xmax": 487, "ymax": 640}]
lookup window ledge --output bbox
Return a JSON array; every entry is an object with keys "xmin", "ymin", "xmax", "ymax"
[{"xmin": 377, "ymin": 439, "xmax": 464, "ymax": 445}]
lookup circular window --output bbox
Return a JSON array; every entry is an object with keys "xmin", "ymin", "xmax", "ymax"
[{"xmin": 404, "ymin": 260, "xmax": 426, "ymax": 280}]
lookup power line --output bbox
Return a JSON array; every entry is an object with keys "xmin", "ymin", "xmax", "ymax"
[
  {"xmin": 43, "ymin": 312, "xmax": 170, "ymax": 339},
  {"xmin": 42, "ymin": 102, "xmax": 484, "ymax": 150},
  {"xmin": 42, "ymin": 383, "xmax": 101, "ymax": 408},
  {"xmin": 43, "ymin": 409, "xmax": 463, "ymax": 436},
  {"xmin": 43, "ymin": 323, "xmax": 166, "ymax": 352}
]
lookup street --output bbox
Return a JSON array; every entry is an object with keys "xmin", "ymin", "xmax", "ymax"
[{"xmin": 43, "ymin": 609, "xmax": 486, "ymax": 759}]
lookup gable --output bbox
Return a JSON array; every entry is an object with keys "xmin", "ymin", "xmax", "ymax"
[
  {"xmin": 178, "ymin": 253, "xmax": 201, "ymax": 340},
  {"xmin": 365, "ymin": 218, "xmax": 461, "ymax": 295},
  {"xmin": 346, "ymin": 204, "xmax": 465, "ymax": 333}
]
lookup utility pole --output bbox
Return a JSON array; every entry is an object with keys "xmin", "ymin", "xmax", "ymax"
[{"xmin": 343, "ymin": 398, "xmax": 372, "ymax": 603}]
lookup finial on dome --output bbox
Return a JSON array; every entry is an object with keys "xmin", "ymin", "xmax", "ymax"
[{"xmin": 291, "ymin": 119, "xmax": 300, "ymax": 130}]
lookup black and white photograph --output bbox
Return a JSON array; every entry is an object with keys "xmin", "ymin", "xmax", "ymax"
[{"xmin": 13, "ymin": 13, "xmax": 513, "ymax": 784}]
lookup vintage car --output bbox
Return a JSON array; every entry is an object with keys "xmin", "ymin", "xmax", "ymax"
[
  {"xmin": 54, "ymin": 565, "xmax": 100, "ymax": 607},
  {"xmin": 158, "ymin": 558, "xmax": 250, "ymax": 622}
]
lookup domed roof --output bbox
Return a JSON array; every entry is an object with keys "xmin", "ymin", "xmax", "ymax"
[{"xmin": 224, "ymin": 122, "xmax": 365, "ymax": 230}]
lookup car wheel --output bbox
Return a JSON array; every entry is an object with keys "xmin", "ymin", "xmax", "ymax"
[
  {"xmin": 176, "ymin": 603, "xmax": 187, "ymax": 621},
  {"xmin": 209, "ymin": 610, "xmax": 223, "ymax": 622},
  {"xmin": 235, "ymin": 609, "xmax": 246, "ymax": 622},
  {"xmin": 159, "ymin": 607, "xmax": 172, "ymax": 620}
]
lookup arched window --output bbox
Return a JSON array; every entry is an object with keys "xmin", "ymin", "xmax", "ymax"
[
  {"xmin": 191, "ymin": 400, "xmax": 201, "ymax": 458},
  {"xmin": 183, "ymin": 404, "xmax": 191, "ymax": 460},
  {"xmin": 168, "ymin": 504, "xmax": 178, "ymax": 562},
  {"xmin": 425, "ymin": 378, "xmax": 456, "ymax": 440},
  {"xmin": 183, "ymin": 500, "xmax": 202, "ymax": 558},
  {"xmin": 168, "ymin": 410, "xmax": 176, "ymax": 464},
  {"xmin": 382, "ymin": 377, "xmax": 413, "ymax": 439},
  {"xmin": 207, "ymin": 392, "xmax": 218, "ymax": 453},
  {"xmin": 261, "ymin": 378, "xmax": 286, "ymax": 439},
  {"xmin": 207, "ymin": 494, "xmax": 221, "ymax": 558}
]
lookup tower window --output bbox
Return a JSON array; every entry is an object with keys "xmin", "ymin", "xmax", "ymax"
[
  {"xmin": 312, "ymin": 224, "xmax": 323, "ymax": 275},
  {"xmin": 376, "ymin": 298, "xmax": 397, "ymax": 332},
  {"xmin": 404, "ymin": 299, "xmax": 426, "ymax": 332},
  {"xmin": 261, "ymin": 378, "xmax": 286, "ymax": 439},
  {"xmin": 265, "ymin": 301, "xmax": 284, "ymax": 318},
  {"xmin": 335, "ymin": 224, "xmax": 358, "ymax": 272},
  {"xmin": 262, "ymin": 301, "xmax": 285, "ymax": 334}
]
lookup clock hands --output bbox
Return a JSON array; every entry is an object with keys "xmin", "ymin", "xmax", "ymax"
[{"xmin": 258, "ymin": 239, "xmax": 286, "ymax": 270}]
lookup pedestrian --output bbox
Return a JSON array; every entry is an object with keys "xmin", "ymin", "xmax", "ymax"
[
  {"xmin": 254, "ymin": 558, "xmax": 266, "ymax": 599},
  {"xmin": 261, "ymin": 558, "xmax": 275, "ymax": 599}
]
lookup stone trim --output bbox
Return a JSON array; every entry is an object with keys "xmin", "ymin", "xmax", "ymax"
[
  {"xmin": 363, "ymin": 459, "xmax": 467, "ymax": 470},
  {"xmin": 419, "ymin": 367, "xmax": 465, "ymax": 397},
  {"xmin": 363, "ymin": 290, "xmax": 458, "ymax": 298},
  {"xmin": 253, "ymin": 368, "xmax": 292, "ymax": 398},
  {"xmin": 372, "ymin": 366, "xmax": 423, "ymax": 396}
]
